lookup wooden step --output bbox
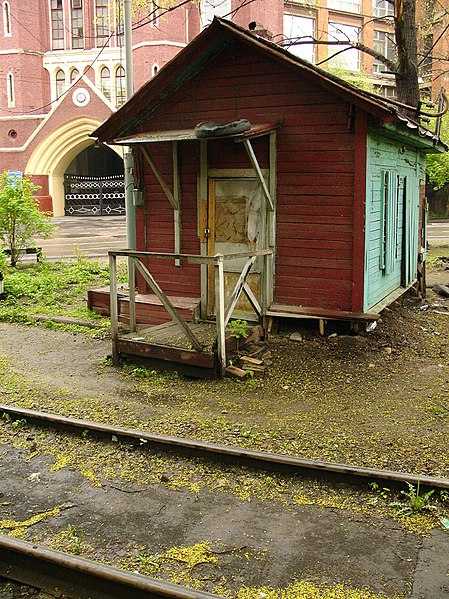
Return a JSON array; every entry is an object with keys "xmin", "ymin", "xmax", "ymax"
[{"xmin": 87, "ymin": 287, "xmax": 200, "ymax": 326}]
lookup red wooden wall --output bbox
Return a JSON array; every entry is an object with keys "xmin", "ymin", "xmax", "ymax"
[{"xmin": 137, "ymin": 38, "xmax": 360, "ymax": 312}]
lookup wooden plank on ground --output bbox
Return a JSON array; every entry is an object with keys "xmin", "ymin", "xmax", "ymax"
[{"xmin": 116, "ymin": 339, "xmax": 215, "ymax": 369}]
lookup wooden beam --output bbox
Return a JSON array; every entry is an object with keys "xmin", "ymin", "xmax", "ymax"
[
  {"xmin": 109, "ymin": 249, "xmax": 272, "ymax": 259},
  {"xmin": 243, "ymin": 282, "xmax": 262, "ymax": 316},
  {"xmin": 224, "ymin": 256, "xmax": 256, "ymax": 326},
  {"xmin": 131, "ymin": 257, "xmax": 203, "ymax": 352},
  {"xmin": 352, "ymin": 110, "xmax": 367, "ymax": 311},
  {"xmin": 109, "ymin": 254, "xmax": 119, "ymax": 365},
  {"xmin": 215, "ymin": 255, "xmax": 226, "ymax": 377},
  {"xmin": 173, "ymin": 141, "xmax": 181, "ymax": 266},
  {"xmin": 128, "ymin": 257, "xmax": 136, "ymax": 333},
  {"xmin": 199, "ymin": 139, "xmax": 208, "ymax": 320},
  {"xmin": 242, "ymin": 139, "xmax": 274, "ymax": 211},
  {"xmin": 141, "ymin": 146, "xmax": 178, "ymax": 209},
  {"xmin": 207, "ymin": 178, "xmax": 216, "ymax": 317},
  {"xmin": 266, "ymin": 130, "xmax": 277, "ymax": 306}
]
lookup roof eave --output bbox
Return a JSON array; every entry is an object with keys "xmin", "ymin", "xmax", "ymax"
[{"xmin": 92, "ymin": 17, "xmax": 426, "ymax": 143}]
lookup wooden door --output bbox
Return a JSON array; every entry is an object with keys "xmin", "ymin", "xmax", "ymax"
[{"xmin": 206, "ymin": 177, "xmax": 264, "ymax": 319}]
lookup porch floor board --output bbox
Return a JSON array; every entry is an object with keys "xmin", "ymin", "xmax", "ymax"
[{"xmin": 122, "ymin": 321, "xmax": 217, "ymax": 351}]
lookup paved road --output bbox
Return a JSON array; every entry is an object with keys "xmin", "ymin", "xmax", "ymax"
[
  {"xmin": 36, "ymin": 216, "xmax": 127, "ymax": 259},
  {"xmin": 31, "ymin": 215, "xmax": 449, "ymax": 261},
  {"xmin": 427, "ymin": 219, "xmax": 449, "ymax": 245}
]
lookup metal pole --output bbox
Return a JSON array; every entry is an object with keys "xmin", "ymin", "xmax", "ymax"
[{"xmin": 124, "ymin": 0, "xmax": 136, "ymax": 250}]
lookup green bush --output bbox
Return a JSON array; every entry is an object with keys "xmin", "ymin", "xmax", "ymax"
[{"xmin": 0, "ymin": 172, "xmax": 54, "ymax": 266}]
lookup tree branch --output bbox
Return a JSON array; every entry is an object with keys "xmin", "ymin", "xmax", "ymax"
[{"xmin": 281, "ymin": 38, "xmax": 398, "ymax": 73}]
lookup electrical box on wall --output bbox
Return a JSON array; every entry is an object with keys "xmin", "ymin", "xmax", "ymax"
[{"xmin": 133, "ymin": 189, "xmax": 144, "ymax": 206}]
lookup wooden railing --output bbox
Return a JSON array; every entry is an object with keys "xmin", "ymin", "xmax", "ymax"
[{"xmin": 108, "ymin": 249, "xmax": 273, "ymax": 375}]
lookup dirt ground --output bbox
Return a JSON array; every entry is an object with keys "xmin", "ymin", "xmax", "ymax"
[{"xmin": 1, "ymin": 258, "xmax": 449, "ymax": 597}]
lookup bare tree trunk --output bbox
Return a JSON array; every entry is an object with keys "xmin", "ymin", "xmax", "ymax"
[{"xmin": 395, "ymin": 0, "xmax": 420, "ymax": 117}]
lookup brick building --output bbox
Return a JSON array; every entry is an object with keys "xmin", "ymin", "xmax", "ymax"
[{"xmin": 0, "ymin": 0, "xmax": 446, "ymax": 216}]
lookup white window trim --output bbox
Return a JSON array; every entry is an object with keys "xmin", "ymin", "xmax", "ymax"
[
  {"xmin": 328, "ymin": 22, "xmax": 361, "ymax": 71},
  {"xmin": 49, "ymin": 0, "xmax": 65, "ymax": 51},
  {"xmin": 283, "ymin": 13, "xmax": 316, "ymax": 63},
  {"xmin": 3, "ymin": 1, "xmax": 11, "ymax": 37},
  {"xmin": 200, "ymin": 0, "xmax": 231, "ymax": 29},
  {"xmin": 98, "ymin": 64, "xmax": 111, "ymax": 99},
  {"xmin": 54, "ymin": 67, "xmax": 66, "ymax": 101},
  {"xmin": 149, "ymin": 0, "xmax": 159, "ymax": 28},
  {"xmin": 114, "ymin": 64, "xmax": 125, "ymax": 106},
  {"xmin": 95, "ymin": 0, "xmax": 111, "ymax": 48},
  {"xmin": 70, "ymin": 1, "xmax": 85, "ymax": 50},
  {"xmin": 7, "ymin": 71, "xmax": 14, "ymax": 107}
]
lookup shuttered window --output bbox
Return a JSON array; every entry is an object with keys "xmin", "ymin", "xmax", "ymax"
[
  {"xmin": 379, "ymin": 170, "xmax": 398, "ymax": 274},
  {"xmin": 403, "ymin": 176, "xmax": 420, "ymax": 285}
]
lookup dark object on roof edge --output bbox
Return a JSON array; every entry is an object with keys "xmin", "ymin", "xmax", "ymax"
[{"xmin": 194, "ymin": 119, "xmax": 252, "ymax": 138}]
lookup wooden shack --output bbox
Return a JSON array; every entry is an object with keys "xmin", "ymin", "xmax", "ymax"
[{"xmin": 91, "ymin": 18, "xmax": 445, "ymax": 376}]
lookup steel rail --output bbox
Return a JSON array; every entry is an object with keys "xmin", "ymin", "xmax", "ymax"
[
  {"xmin": 0, "ymin": 535, "xmax": 222, "ymax": 599},
  {"xmin": 0, "ymin": 402, "xmax": 448, "ymax": 490}
]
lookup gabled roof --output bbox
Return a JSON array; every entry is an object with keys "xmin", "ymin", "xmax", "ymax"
[{"xmin": 93, "ymin": 17, "xmax": 443, "ymax": 150}]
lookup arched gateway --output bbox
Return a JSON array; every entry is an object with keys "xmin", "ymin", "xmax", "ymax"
[{"xmin": 26, "ymin": 117, "xmax": 124, "ymax": 217}]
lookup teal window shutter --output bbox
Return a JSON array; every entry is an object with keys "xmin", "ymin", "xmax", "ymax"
[
  {"xmin": 380, "ymin": 170, "xmax": 397, "ymax": 274},
  {"xmin": 404, "ymin": 175, "xmax": 420, "ymax": 285}
]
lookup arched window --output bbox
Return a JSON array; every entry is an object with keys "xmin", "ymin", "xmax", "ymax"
[
  {"xmin": 70, "ymin": 68, "xmax": 80, "ymax": 83},
  {"xmin": 100, "ymin": 66, "xmax": 110, "ymax": 99},
  {"xmin": 7, "ymin": 72, "xmax": 14, "ymax": 107},
  {"xmin": 55, "ymin": 68, "xmax": 66, "ymax": 98},
  {"xmin": 3, "ymin": 1, "xmax": 11, "ymax": 36},
  {"xmin": 152, "ymin": 64, "xmax": 159, "ymax": 77},
  {"xmin": 115, "ymin": 66, "xmax": 125, "ymax": 106}
]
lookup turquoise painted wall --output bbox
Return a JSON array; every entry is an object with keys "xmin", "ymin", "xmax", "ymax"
[{"xmin": 364, "ymin": 130, "xmax": 425, "ymax": 312}]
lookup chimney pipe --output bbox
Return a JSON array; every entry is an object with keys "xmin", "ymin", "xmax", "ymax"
[{"xmin": 248, "ymin": 21, "xmax": 273, "ymax": 41}]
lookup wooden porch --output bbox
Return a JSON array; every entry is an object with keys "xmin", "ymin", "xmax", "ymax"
[{"xmin": 108, "ymin": 248, "xmax": 272, "ymax": 378}]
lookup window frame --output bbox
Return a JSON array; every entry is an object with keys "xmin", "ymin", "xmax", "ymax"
[
  {"xmin": 51, "ymin": 0, "xmax": 65, "ymax": 50},
  {"xmin": 55, "ymin": 68, "xmax": 66, "ymax": 98},
  {"xmin": 283, "ymin": 13, "xmax": 316, "ymax": 63},
  {"xmin": 71, "ymin": 0, "xmax": 84, "ymax": 49},
  {"xmin": 115, "ymin": 65, "xmax": 126, "ymax": 106},
  {"xmin": 3, "ymin": 1, "xmax": 11, "ymax": 36},
  {"xmin": 373, "ymin": 29, "xmax": 396, "ymax": 75},
  {"xmin": 7, "ymin": 71, "xmax": 14, "ymax": 107},
  {"xmin": 327, "ymin": 0, "xmax": 361, "ymax": 14},
  {"xmin": 328, "ymin": 21, "xmax": 361, "ymax": 71},
  {"xmin": 100, "ymin": 65, "xmax": 111, "ymax": 99},
  {"xmin": 95, "ymin": 0, "xmax": 110, "ymax": 47},
  {"xmin": 372, "ymin": 0, "xmax": 394, "ymax": 18},
  {"xmin": 200, "ymin": 0, "xmax": 231, "ymax": 29}
]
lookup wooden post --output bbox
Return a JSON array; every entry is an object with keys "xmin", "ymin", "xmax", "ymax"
[
  {"xmin": 128, "ymin": 256, "xmax": 136, "ymax": 333},
  {"xmin": 173, "ymin": 141, "xmax": 181, "ymax": 267},
  {"xmin": 267, "ymin": 131, "xmax": 277, "ymax": 308},
  {"xmin": 243, "ymin": 139, "xmax": 273, "ymax": 210},
  {"xmin": 199, "ymin": 140, "xmax": 208, "ymax": 320},
  {"xmin": 207, "ymin": 179, "xmax": 216, "ymax": 317},
  {"xmin": 109, "ymin": 253, "xmax": 119, "ymax": 365},
  {"xmin": 215, "ymin": 255, "xmax": 226, "ymax": 377}
]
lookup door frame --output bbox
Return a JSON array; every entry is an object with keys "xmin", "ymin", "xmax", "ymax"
[
  {"xmin": 197, "ymin": 131, "xmax": 277, "ymax": 320},
  {"xmin": 200, "ymin": 168, "xmax": 273, "ymax": 319}
]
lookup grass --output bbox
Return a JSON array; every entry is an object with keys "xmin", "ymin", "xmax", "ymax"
[{"xmin": 0, "ymin": 254, "xmax": 126, "ymax": 333}]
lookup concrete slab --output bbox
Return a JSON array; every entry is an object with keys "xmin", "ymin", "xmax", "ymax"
[{"xmin": 35, "ymin": 216, "xmax": 127, "ymax": 259}]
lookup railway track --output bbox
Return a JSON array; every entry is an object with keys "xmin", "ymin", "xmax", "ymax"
[
  {"xmin": 1, "ymin": 401, "xmax": 449, "ymax": 597},
  {"xmin": 1, "ymin": 401, "xmax": 448, "ymax": 491},
  {"xmin": 0, "ymin": 535, "xmax": 222, "ymax": 598}
]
